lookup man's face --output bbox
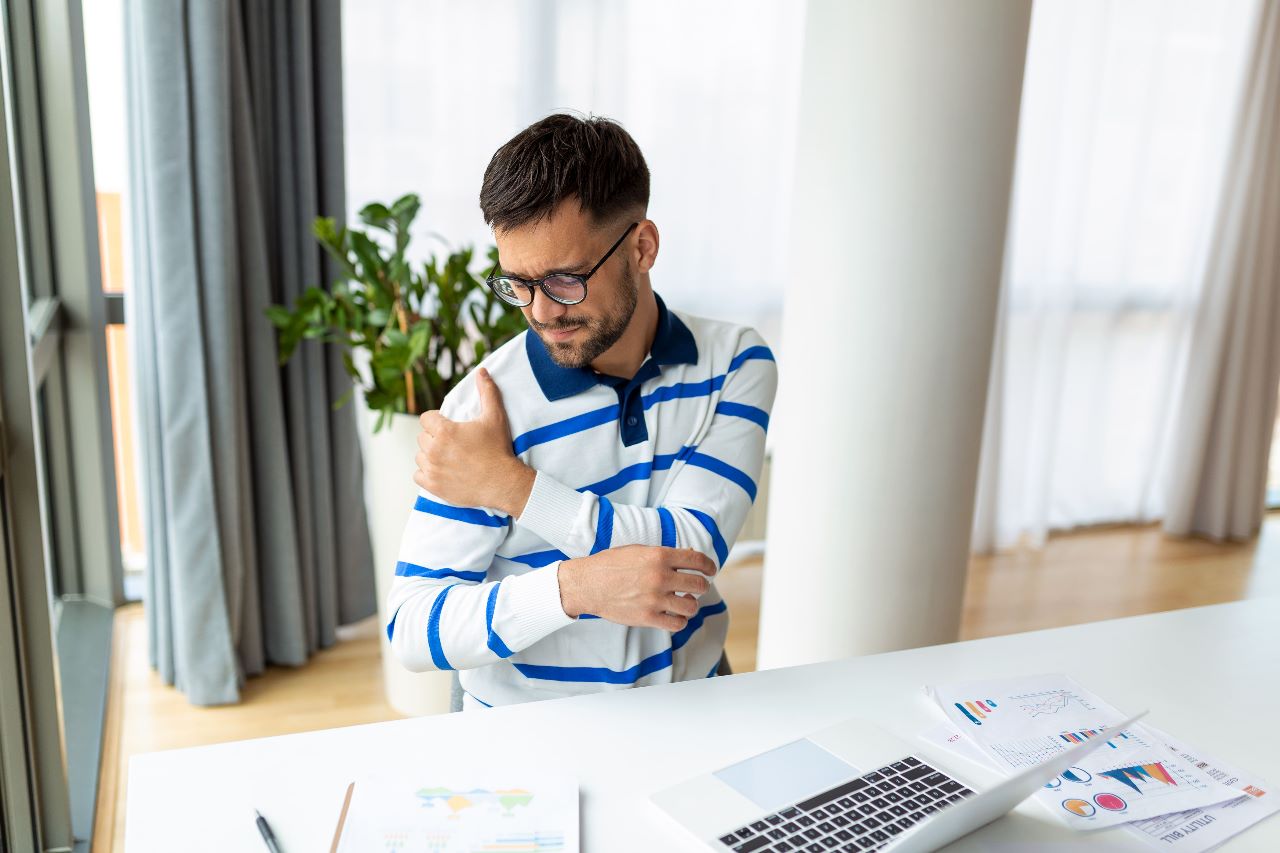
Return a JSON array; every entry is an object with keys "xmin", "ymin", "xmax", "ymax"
[{"xmin": 494, "ymin": 199, "xmax": 638, "ymax": 370}]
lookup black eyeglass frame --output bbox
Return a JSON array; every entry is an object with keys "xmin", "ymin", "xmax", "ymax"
[{"xmin": 486, "ymin": 222, "xmax": 639, "ymax": 307}]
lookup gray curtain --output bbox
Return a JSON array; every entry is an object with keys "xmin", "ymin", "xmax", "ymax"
[
  {"xmin": 125, "ymin": 0, "xmax": 375, "ymax": 705},
  {"xmin": 1164, "ymin": 0, "xmax": 1280, "ymax": 542}
]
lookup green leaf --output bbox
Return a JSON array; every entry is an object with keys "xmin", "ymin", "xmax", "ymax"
[
  {"xmin": 391, "ymin": 193, "xmax": 421, "ymax": 223},
  {"xmin": 340, "ymin": 351, "xmax": 359, "ymax": 380},
  {"xmin": 264, "ymin": 304, "xmax": 293, "ymax": 328},
  {"xmin": 358, "ymin": 202, "xmax": 392, "ymax": 228},
  {"xmin": 312, "ymin": 216, "xmax": 339, "ymax": 245},
  {"xmin": 349, "ymin": 230, "xmax": 385, "ymax": 278}
]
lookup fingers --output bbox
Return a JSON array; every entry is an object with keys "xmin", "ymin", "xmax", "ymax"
[
  {"xmin": 419, "ymin": 410, "xmax": 448, "ymax": 438},
  {"xmin": 653, "ymin": 612, "xmax": 689, "ymax": 632},
  {"xmin": 665, "ymin": 547, "xmax": 717, "ymax": 576},
  {"xmin": 669, "ymin": 570, "xmax": 710, "ymax": 597},
  {"xmin": 663, "ymin": 592, "xmax": 699, "ymax": 618},
  {"xmin": 475, "ymin": 368, "xmax": 505, "ymax": 420}
]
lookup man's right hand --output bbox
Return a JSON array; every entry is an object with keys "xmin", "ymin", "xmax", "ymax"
[{"xmin": 557, "ymin": 545, "xmax": 716, "ymax": 631}]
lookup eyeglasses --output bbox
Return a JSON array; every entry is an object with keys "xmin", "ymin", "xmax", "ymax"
[{"xmin": 486, "ymin": 222, "xmax": 638, "ymax": 307}]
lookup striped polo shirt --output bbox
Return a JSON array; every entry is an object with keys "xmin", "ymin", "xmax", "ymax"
[{"xmin": 385, "ymin": 294, "xmax": 777, "ymax": 708}]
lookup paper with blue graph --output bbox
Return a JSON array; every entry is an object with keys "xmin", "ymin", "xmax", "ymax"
[
  {"xmin": 332, "ymin": 772, "xmax": 578, "ymax": 852},
  {"xmin": 925, "ymin": 674, "xmax": 1241, "ymax": 830}
]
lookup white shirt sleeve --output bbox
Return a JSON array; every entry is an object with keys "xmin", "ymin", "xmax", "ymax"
[{"xmin": 385, "ymin": 377, "xmax": 575, "ymax": 672}]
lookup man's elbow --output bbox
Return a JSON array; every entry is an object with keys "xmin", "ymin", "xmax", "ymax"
[{"xmin": 386, "ymin": 628, "xmax": 443, "ymax": 673}]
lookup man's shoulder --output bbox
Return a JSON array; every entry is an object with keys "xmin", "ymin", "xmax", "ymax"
[
  {"xmin": 673, "ymin": 310, "xmax": 772, "ymax": 364},
  {"xmin": 439, "ymin": 330, "xmax": 534, "ymax": 418},
  {"xmin": 480, "ymin": 329, "xmax": 535, "ymax": 378}
]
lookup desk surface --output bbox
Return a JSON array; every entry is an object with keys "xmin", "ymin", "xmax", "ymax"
[{"xmin": 127, "ymin": 599, "xmax": 1280, "ymax": 852}]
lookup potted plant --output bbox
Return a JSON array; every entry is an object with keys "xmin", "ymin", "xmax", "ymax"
[{"xmin": 268, "ymin": 193, "xmax": 523, "ymax": 715}]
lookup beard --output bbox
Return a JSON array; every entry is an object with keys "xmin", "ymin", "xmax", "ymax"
[{"xmin": 532, "ymin": 261, "xmax": 638, "ymax": 370}]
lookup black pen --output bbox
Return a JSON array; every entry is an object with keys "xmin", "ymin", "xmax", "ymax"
[{"xmin": 254, "ymin": 809, "xmax": 283, "ymax": 853}]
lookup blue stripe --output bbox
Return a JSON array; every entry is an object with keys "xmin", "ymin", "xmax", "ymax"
[
  {"xmin": 513, "ymin": 600, "xmax": 727, "ymax": 684},
  {"xmin": 501, "ymin": 549, "xmax": 568, "ymax": 568},
  {"xmin": 579, "ymin": 614, "xmax": 601, "ymax": 620},
  {"xmin": 386, "ymin": 602, "xmax": 404, "ymax": 642},
  {"xmin": 579, "ymin": 446, "xmax": 752, "ymax": 501},
  {"xmin": 395, "ymin": 561, "xmax": 485, "ymax": 582},
  {"xmin": 707, "ymin": 661, "xmax": 720, "ymax": 678},
  {"xmin": 714, "ymin": 401, "xmax": 770, "ymax": 431},
  {"xmin": 590, "ymin": 497, "xmax": 615, "ymax": 554},
  {"xmin": 685, "ymin": 452, "xmax": 757, "ymax": 501},
  {"xmin": 426, "ymin": 585, "xmax": 455, "ymax": 670},
  {"xmin": 485, "ymin": 584, "xmax": 514, "ymax": 659},
  {"xmin": 511, "ymin": 404, "xmax": 620, "ymax": 454},
  {"xmin": 509, "ymin": 345, "xmax": 775, "ymax": 454},
  {"xmin": 686, "ymin": 508, "xmax": 729, "ymax": 566},
  {"xmin": 465, "ymin": 690, "xmax": 493, "ymax": 708},
  {"xmin": 729, "ymin": 345, "xmax": 775, "ymax": 372},
  {"xmin": 657, "ymin": 506, "xmax": 677, "ymax": 548},
  {"xmin": 414, "ymin": 496, "xmax": 508, "ymax": 527},
  {"xmin": 579, "ymin": 446, "xmax": 695, "ymax": 495},
  {"xmin": 641, "ymin": 375, "xmax": 725, "ymax": 409}
]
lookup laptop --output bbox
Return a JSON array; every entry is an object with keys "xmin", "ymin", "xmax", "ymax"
[{"xmin": 652, "ymin": 710, "xmax": 1147, "ymax": 852}]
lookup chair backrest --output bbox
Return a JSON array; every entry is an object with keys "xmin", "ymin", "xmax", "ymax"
[
  {"xmin": 447, "ymin": 650, "xmax": 731, "ymax": 713},
  {"xmin": 450, "ymin": 671, "xmax": 463, "ymax": 712}
]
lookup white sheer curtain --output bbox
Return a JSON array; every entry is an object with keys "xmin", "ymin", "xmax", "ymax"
[
  {"xmin": 341, "ymin": 0, "xmax": 806, "ymax": 350},
  {"xmin": 972, "ymin": 0, "xmax": 1259, "ymax": 552},
  {"xmin": 1165, "ymin": 0, "xmax": 1280, "ymax": 541}
]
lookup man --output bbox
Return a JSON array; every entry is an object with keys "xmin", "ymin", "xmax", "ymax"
[{"xmin": 387, "ymin": 113, "xmax": 777, "ymax": 708}]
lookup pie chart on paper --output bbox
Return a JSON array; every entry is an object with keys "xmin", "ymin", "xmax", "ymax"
[
  {"xmin": 1062, "ymin": 798, "xmax": 1096, "ymax": 817},
  {"xmin": 1094, "ymin": 793, "xmax": 1127, "ymax": 812}
]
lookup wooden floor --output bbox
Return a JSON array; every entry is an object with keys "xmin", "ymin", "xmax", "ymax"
[{"xmin": 95, "ymin": 514, "xmax": 1280, "ymax": 851}]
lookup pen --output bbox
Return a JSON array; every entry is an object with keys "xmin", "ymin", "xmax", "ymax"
[{"xmin": 254, "ymin": 808, "xmax": 283, "ymax": 853}]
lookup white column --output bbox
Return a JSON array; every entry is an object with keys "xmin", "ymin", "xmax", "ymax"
[{"xmin": 756, "ymin": 0, "xmax": 1032, "ymax": 669}]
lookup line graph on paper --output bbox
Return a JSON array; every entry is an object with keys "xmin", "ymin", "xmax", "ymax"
[{"xmin": 1010, "ymin": 688, "xmax": 1098, "ymax": 718}]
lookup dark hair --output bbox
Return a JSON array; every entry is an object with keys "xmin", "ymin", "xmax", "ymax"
[{"xmin": 480, "ymin": 113, "xmax": 650, "ymax": 233}]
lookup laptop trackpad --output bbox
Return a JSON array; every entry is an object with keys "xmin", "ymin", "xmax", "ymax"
[{"xmin": 714, "ymin": 738, "xmax": 860, "ymax": 812}]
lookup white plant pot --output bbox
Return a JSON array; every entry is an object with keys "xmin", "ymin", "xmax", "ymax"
[{"xmin": 356, "ymin": 397, "xmax": 454, "ymax": 716}]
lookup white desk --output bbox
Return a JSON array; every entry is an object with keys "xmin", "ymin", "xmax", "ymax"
[{"xmin": 127, "ymin": 599, "xmax": 1280, "ymax": 851}]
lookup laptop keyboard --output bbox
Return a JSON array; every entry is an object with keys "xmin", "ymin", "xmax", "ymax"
[{"xmin": 715, "ymin": 756, "xmax": 974, "ymax": 852}]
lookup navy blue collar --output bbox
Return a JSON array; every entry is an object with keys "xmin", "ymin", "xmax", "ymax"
[{"xmin": 525, "ymin": 293, "xmax": 698, "ymax": 402}]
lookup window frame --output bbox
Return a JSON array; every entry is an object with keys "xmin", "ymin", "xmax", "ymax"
[{"xmin": 1, "ymin": 0, "xmax": 125, "ymax": 847}]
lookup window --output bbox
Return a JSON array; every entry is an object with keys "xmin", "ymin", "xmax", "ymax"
[
  {"xmin": 85, "ymin": 0, "xmax": 146, "ymax": 591},
  {"xmin": 0, "ymin": 0, "xmax": 125, "ymax": 846},
  {"xmin": 342, "ymin": 0, "xmax": 806, "ymax": 351}
]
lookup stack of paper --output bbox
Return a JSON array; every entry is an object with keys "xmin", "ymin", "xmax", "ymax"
[{"xmin": 922, "ymin": 674, "xmax": 1277, "ymax": 851}]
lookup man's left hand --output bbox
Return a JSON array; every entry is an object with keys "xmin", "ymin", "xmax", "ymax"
[{"xmin": 414, "ymin": 367, "xmax": 535, "ymax": 517}]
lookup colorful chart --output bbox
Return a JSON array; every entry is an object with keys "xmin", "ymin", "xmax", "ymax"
[
  {"xmin": 1099, "ymin": 762, "xmax": 1178, "ymax": 794},
  {"xmin": 1059, "ymin": 729, "xmax": 1132, "ymax": 749},
  {"xmin": 1010, "ymin": 688, "xmax": 1098, "ymax": 717},
  {"xmin": 416, "ymin": 787, "xmax": 536, "ymax": 817},
  {"xmin": 1062, "ymin": 798, "xmax": 1096, "ymax": 817},
  {"xmin": 1043, "ymin": 778, "xmax": 1062, "ymax": 789},
  {"xmin": 1061, "ymin": 767, "xmax": 1092, "ymax": 784},
  {"xmin": 1093, "ymin": 793, "xmax": 1127, "ymax": 812},
  {"xmin": 480, "ymin": 834, "xmax": 566, "ymax": 851},
  {"xmin": 954, "ymin": 699, "xmax": 999, "ymax": 725}
]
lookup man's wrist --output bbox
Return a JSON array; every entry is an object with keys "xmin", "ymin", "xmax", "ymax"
[
  {"xmin": 495, "ymin": 459, "xmax": 536, "ymax": 518},
  {"xmin": 557, "ymin": 558, "xmax": 587, "ymax": 619}
]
